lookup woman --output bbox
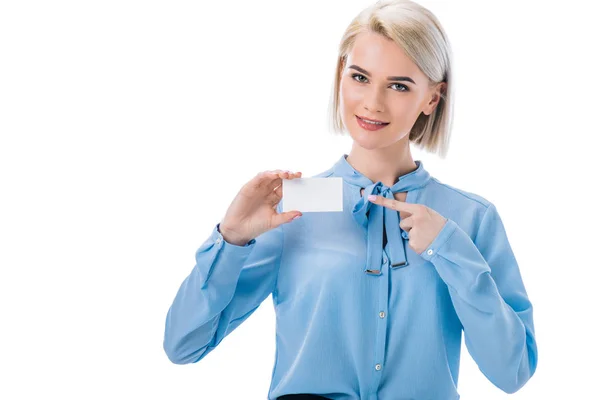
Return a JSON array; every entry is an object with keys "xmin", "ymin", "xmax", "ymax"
[{"xmin": 163, "ymin": 0, "xmax": 538, "ymax": 399}]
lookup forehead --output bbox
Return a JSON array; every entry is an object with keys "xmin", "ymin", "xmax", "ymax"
[{"xmin": 346, "ymin": 31, "xmax": 421, "ymax": 79}]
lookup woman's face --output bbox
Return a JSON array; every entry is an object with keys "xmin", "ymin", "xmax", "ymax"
[{"xmin": 339, "ymin": 31, "xmax": 444, "ymax": 149}]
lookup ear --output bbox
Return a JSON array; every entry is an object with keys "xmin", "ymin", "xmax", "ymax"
[{"xmin": 423, "ymin": 82, "xmax": 447, "ymax": 116}]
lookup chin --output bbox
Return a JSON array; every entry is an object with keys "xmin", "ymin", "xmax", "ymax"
[{"xmin": 348, "ymin": 131, "xmax": 390, "ymax": 150}]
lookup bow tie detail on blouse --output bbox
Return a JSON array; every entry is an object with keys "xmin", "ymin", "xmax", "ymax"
[{"xmin": 332, "ymin": 154, "xmax": 432, "ymax": 276}]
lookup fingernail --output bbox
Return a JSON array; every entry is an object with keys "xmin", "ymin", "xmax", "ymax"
[
  {"xmin": 292, "ymin": 214, "xmax": 302, "ymax": 220},
  {"xmin": 368, "ymin": 195, "xmax": 377, "ymax": 201}
]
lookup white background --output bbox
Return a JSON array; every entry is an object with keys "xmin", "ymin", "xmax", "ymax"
[{"xmin": 1, "ymin": 0, "xmax": 599, "ymax": 398}]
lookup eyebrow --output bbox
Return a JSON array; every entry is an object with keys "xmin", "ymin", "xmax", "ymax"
[{"xmin": 348, "ymin": 64, "xmax": 416, "ymax": 85}]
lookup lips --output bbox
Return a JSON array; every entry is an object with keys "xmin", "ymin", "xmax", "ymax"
[
  {"xmin": 356, "ymin": 115, "xmax": 389, "ymax": 131},
  {"xmin": 356, "ymin": 115, "xmax": 389, "ymax": 124}
]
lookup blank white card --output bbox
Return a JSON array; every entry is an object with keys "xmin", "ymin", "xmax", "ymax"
[{"xmin": 282, "ymin": 177, "xmax": 343, "ymax": 213}]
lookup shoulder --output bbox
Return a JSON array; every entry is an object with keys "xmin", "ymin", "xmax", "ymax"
[
  {"xmin": 424, "ymin": 177, "xmax": 500, "ymax": 234},
  {"xmin": 427, "ymin": 176, "xmax": 493, "ymax": 209}
]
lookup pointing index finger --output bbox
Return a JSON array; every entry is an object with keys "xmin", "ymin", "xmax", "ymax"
[{"xmin": 368, "ymin": 194, "xmax": 419, "ymax": 213}]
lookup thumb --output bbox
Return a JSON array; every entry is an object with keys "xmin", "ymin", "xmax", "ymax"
[{"xmin": 272, "ymin": 211, "xmax": 302, "ymax": 228}]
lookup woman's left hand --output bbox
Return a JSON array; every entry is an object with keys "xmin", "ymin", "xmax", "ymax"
[{"xmin": 368, "ymin": 195, "xmax": 448, "ymax": 255}]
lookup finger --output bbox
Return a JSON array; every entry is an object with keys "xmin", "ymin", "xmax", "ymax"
[
  {"xmin": 261, "ymin": 170, "xmax": 286, "ymax": 190},
  {"xmin": 252, "ymin": 169, "xmax": 287, "ymax": 192},
  {"xmin": 272, "ymin": 171, "xmax": 303, "ymax": 195},
  {"xmin": 269, "ymin": 171, "xmax": 302, "ymax": 196},
  {"xmin": 248, "ymin": 170, "xmax": 279, "ymax": 190},
  {"xmin": 266, "ymin": 188, "xmax": 281, "ymax": 206},
  {"xmin": 368, "ymin": 195, "xmax": 419, "ymax": 214},
  {"xmin": 399, "ymin": 216, "xmax": 414, "ymax": 231},
  {"xmin": 266, "ymin": 170, "xmax": 302, "ymax": 191},
  {"xmin": 271, "ymin": 210, "xmax": 302, "ymax": 228},
  {"xmin": 274, "ymin": 184, "xmax": 283, "ymax": 198}
]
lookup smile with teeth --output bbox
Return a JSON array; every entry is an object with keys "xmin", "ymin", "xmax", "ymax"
[
  {"xmin": 361, "ymin": 118, "xmax": 385, "ymax": 125},
  {"xmin": 357, "ymin": 116, "xmax": 389, "ymax": 125}
]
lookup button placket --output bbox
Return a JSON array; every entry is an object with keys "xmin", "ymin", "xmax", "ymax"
[{"xmin": 368, "ymin": 246, "xmax": 388, "ymax": 393}]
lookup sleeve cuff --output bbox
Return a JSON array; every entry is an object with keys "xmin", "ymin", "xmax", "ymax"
[
  {"xmin": 214, "ymin": 223, "xmax": 257, "ymax": 248},
  {"xmin": 198, "ymin": 223, "xmax": 258, "ymax": 285},
  {"xmin": 419, "ymin": 218, "xmax": 459, "ymax": 261}
]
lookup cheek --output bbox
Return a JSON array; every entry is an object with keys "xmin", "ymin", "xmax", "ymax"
[
  {"xmin": 389, "ymin": 98, "xmax": 421, "ymax": 123},
  {"xmin": 391, "ymin": 104, "xmax": 410, "ymax": 119},
  {"xmin": 340, "ymin": 80, "xmax": 362, "ymax": 109}
]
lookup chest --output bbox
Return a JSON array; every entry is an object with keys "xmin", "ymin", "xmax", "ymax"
[{"xmin": 360, "ymin": 189, "xmax": 410, "ymax": 248}]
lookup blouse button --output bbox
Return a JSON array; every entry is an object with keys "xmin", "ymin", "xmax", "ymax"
[
  {"xmin": 379, "ymin": 311, "xmax": 385, "ymax": 318},
  {"xmin": 427, "ymin": 249, "xmax": 433, "ymax": 255},
  {"xmin": 375, "ymin": 364, "xmax": 382, "ymax": 371},
  {"xmin": 216, "ymin": 238, "xmax": 222, "ymax": 244}
]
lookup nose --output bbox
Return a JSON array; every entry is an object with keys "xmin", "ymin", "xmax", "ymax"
[{"xmin": 363, "ymin": 88, "xmax": 385, "ymax": 114}]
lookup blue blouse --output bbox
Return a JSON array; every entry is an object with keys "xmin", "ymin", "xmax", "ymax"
[{"xmin": 163, "ymin": 154, "xmax": 538, "ymax": 400}]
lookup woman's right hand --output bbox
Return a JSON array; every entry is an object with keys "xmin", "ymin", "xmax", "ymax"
[{"xmin": 219, "ymin": 170, "xmax": 303, "ymax": 246}]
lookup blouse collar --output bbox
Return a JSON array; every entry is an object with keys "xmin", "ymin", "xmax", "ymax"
[{"xmin": 331, "ymin": 154, "xmax": 432, "ymax": 275}]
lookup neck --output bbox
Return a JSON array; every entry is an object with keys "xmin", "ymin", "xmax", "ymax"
[{"xmin": 346, "ymin": 142, "xmax": 418, "ymax": 188}]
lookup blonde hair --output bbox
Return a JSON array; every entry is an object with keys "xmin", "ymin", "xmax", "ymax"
[{"xmin": 328, "ymin": 0, "xmax": 454, "ymax": 158}]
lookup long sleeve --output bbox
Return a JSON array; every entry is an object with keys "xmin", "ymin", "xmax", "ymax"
[
  {"xmin": 163, "ymin": 212, "xmax": 284, "ymax": 365},
  {"xmin": 418, "ymin": 203, "xmax": 538, "ymax": 394}
]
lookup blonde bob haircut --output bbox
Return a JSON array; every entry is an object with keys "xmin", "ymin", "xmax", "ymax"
[{"xmin": 328, "ymin": 0, "xmax": 454, "ymax": 158}]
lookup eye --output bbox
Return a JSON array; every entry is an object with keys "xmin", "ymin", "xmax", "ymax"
[
  {"xmin": 351, "ymin": 73, "xmax": 409, "ymax": 92},
  {"xmin": 390, "ymin": 83, "xmax": 409, "ymax": 92},
  {"xmin": 352, "ymin": 73, "xmax": 368, "ymax": 83}
]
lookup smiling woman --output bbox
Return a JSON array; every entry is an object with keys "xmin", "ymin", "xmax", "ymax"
[{"xmin": 163, "ymin": 1, "xmax": 538, "ymax": 399}]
